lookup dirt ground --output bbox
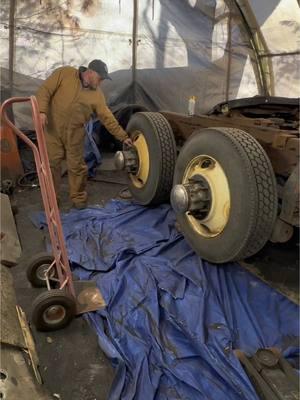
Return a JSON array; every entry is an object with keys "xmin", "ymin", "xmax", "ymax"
[{"xmin": 7, "ymin": 153, "xmax": 299, "ymax": 399}]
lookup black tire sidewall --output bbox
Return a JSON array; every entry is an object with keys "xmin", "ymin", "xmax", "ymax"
[
  {"xmin": 128, "ymin": 114, "xmax": 161, "ymax": 203},
  {"xmin": 32, "ymin": 291, "xmax": 75, "ymax": 331},
  {"xmin": 174, "ymin": 129, "xmax": 258, "ymax": 263},
  {"xmin": 27, "ymin": 255, "xmax": 54, "ymax": 287},
  {"xmin": 127, "ymin": 113, "xmax": 176, "ymax": 205}
]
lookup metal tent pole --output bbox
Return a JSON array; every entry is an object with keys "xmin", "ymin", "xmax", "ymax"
[
  {"xmin": 8, "ymin": 0, "xmax": 16, "ymax": 98},
  {"xmin": 132, "ymin": 0, "xmax": 138, "ymax": 103}
]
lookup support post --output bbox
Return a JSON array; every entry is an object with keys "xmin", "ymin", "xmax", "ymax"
[
  {"xmin": 225, "ymin": 12, "xmax": 232, "ymax": 102},
  {"xmin": 9, "ymin": 0, "xmax": 16, "ymax": 97},
  {"xmin": 132, "ymin": 0, "xmax": 138, "ymax": 103}
]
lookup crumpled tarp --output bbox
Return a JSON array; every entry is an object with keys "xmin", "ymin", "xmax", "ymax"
[
  {"xmin": 84, "ymin": 119, "xmax": 102, "ymax": 178},
  {"xmin": 33, "ymin": 200, "xmax": 299, "ymax": 400}
]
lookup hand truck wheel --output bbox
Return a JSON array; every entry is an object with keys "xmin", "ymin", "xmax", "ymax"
[
  {"xmin": 32, "ymin": 289, "xmax": 76, "ymax": 331},
  {"xmin": 26, "ymin": 252, "xmax": 57, "ymax": 287}
]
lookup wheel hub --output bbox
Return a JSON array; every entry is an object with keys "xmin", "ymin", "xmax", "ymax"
[
  {"xmin": 36, "ymin": 263, "xmax": 55, "ymax": 281},
  {"xmin": 171, "ymin": 175, "xmax": 212, "ymax": 218},
  {"xmin": 114, "ymin": 148, "xmax": 139, "ymax": 173},
  {"xmin": 173, "ymin": 155, "xmax": 231, "ymax": 238},
  {"xmin": 43, "ymin": 305, "xmax": 66, "ymax": 325},
  {"xmin": 114, "ymin": 131, "xmax": 150, "ymax": 189}
]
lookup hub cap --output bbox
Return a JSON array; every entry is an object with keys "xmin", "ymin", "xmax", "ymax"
[
  {"xmin": 176, "ymin": 155, "xmax": 230, "ymax": 238},
  {"xmin": 114, "ymin": 151, "xmax": 125, "ymax": 170},
  {"xmin": 43, "ymin": 305, "xmax": 66, "ymax": 325},
  {"xmin": 36, "ymin": 263, "xmax": 55, "ymax": 281}
]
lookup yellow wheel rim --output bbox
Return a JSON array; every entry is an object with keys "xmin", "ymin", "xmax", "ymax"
[
  {"xmin": 130, "ymin": 131, "xmax": 150, "ymax": 188},
  {"xmin": 183, "ymin": 155, "xmax": 230, "ymax": 238}
]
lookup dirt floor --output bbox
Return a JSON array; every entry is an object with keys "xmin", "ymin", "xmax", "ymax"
[{"xmin": 8, "ymin": 152, "xmax": 299, "ymax": 399}]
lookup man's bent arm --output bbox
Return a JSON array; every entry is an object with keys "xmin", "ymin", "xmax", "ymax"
[
  {"xmin": 36, "ymin": 68, "xmax": 64, "ymax": 114},
  {"xmin": 95, "ymin": 91, "xmax": 128, "ymax": 142}
]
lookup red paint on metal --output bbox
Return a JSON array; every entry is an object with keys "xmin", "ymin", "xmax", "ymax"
[{"xmin": 0, "ymin": 119, "xmax": 24, "ymax": 182}]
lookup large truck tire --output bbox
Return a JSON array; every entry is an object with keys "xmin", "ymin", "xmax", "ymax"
[
  {"xmin": 126, "ymin": 112, "xmax": 177, "ymax": 205},
  {"xmin": 171, "ymin": 127, "xmax": 278, "ymax": 263}
]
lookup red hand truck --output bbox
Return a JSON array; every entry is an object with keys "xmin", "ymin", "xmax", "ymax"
[{"xmin": 1, "ymin": 96, "xmax": 105, "ymax": 331}]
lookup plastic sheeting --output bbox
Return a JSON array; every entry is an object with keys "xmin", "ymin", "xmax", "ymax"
[
  {"xmin": 1, "ymin": 0, "xmax": 299, "ymax": 117},
  {"xmin": 133, "ymin": 0, "xmax": 260, "ymax": 113},
  {"xmin": 33, "ymin": 200, "xmax": 299, "ymax": 400},
  {"xmin": 84, "ymin": 119, "xmax": 102, "ymax": 177}
]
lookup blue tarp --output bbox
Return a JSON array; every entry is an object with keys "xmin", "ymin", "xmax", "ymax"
[
  {"xmin": 33, "ymin": 201, "xmax": 299, "ymax": 400},
  {"xmin": 84, "ymin": 119, "xmax": 102, "ymax": 177}
]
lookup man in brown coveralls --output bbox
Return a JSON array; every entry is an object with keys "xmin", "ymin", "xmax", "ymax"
[{"xmin": 36, "ymin": 59, "xmax": 132, "ymax": 209}]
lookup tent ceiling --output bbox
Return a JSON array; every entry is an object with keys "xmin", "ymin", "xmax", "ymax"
[{"xmin": 0, "ymin": 0, "xmax": 299, "ymax": 115}]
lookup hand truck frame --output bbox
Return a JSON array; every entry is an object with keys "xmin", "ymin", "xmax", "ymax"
[{"xmin": 1, "ymin": 96, "xmax": 105, "ymax": 331}]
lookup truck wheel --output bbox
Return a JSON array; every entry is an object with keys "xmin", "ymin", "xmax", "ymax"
[
  {"xmin": 171, "ymin": 127, "xmax": 278, "ymax": 263},
  {"xmin": 126, "ymin": 112, "xmax": 177, "ymax": 205},
  {"xmin": 114, "ymin": 104, "xmax": 148, "ymax": 129},
  {"xmin": 32, "ymin": 289, "xmax": 76, "ymax": 331}
]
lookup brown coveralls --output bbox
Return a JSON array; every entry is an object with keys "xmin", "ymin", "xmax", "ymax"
[{"xmin": 36, "ymin": 66, "xmax": 128, "ymax": 205}]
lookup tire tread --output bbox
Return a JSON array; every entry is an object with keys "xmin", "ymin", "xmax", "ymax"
[
  {"xmin": 32, "ymin": 289, "xmax": 75, "ymax": 331},
  {"xmin": 214, "ymin": 127, "xmax": 277, "ymax": 260},
  {"xmin": 139, "ymin": 112, "xmax": 177, "ymax": 204}
]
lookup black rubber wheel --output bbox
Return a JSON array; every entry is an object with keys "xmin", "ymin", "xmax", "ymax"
[
  {"xmin": 100, "ymin": 104, "xmax": 148, "ymax": 151},
  {"xmin": 26, "ymin": 252, "xmax": 56, "ymax": 287},
  {"xmin": 173, "ymin": 127, "xmax": 278, "ymax": 263},
  {"xmin": 114, "ymin": 104, "xmax": 148, "ymax": 129},
  {"xmin": 127, "ymin": 112, "xmax": 177, "ymax": 205},
  {"xmin": 32, "ymin": 289, "xmax": 76, "ymax": 331}
]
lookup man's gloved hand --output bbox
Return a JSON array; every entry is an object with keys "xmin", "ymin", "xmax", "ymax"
[
  {"xmin": 39, "ymin": 113, "xmax": 48, "ymax": 129},
  {"xmin": 123, "ymin": 137, "xmax": 133, "ymax": 147}
]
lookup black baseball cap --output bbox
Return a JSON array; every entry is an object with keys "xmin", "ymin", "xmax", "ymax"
[{"xmin": 88, "ymin": 59, "xmax": 112, "ymax": 80}]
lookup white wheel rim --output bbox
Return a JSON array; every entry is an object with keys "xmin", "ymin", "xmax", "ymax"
[
  {"xmin": 183, "ymin": 155, "xmax": 231, "ymax": 238},
  {"xmin": 130, "ymin": 131, "xmax": 150, "ymax": 188}
]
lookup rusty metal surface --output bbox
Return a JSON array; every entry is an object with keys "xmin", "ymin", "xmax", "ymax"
[
  {"xmin": 234, "ymin": 348, "xmax": 299, "ymax": 400},
  {"xmin": 161, "ymin": 111, "xmax": 298, "ymax": 143},
  {"xmin": 0, "ymin": 345, "xmax": 52, "ymax": 400},
  {"xmin": 73, "ymin": 280, "xmax": 106, "ymax": 315},
  {"xmin": 0, "ymin": 267, "xmax": 48, "ymax": 395},
  {"xmin": 270, "ymin": 218, "xmax": 294, "ymax": 244},
  {"xmin": 161, "ymin": 111, "xmax": 299, "ymax": 177},
  {"xmin": 279, "ymin": 165, "xmax": 299, "ymax": 226},
  {"xmin": 260, "ymin": 145, "xmax": 298, "ymax": 177},
  {"xmin": 0, "ymin": 193, "xmax": 21, "ymax": 266},
  {"xmin": 16, "ymin": 305, "xmax": 42, "ymax": 385},
  {"xmin": 240, "ymin": 261, "xmax": 299, "ymax": 305},
  {"xmin": 0, "ymin": 265, "xmax": 26, "ymax": 348},
  {"xmin": 208, "ymin": 96, "xmax": 299, "ymax": 117},
  {"xmin": 0, "ymin": 120, "xmax": 24, "ymax": 183}
]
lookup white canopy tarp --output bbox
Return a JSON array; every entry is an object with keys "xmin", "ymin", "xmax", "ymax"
[{"xmin": 0, "ymin": 0, "xmax": 299, "ymax": 116}]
